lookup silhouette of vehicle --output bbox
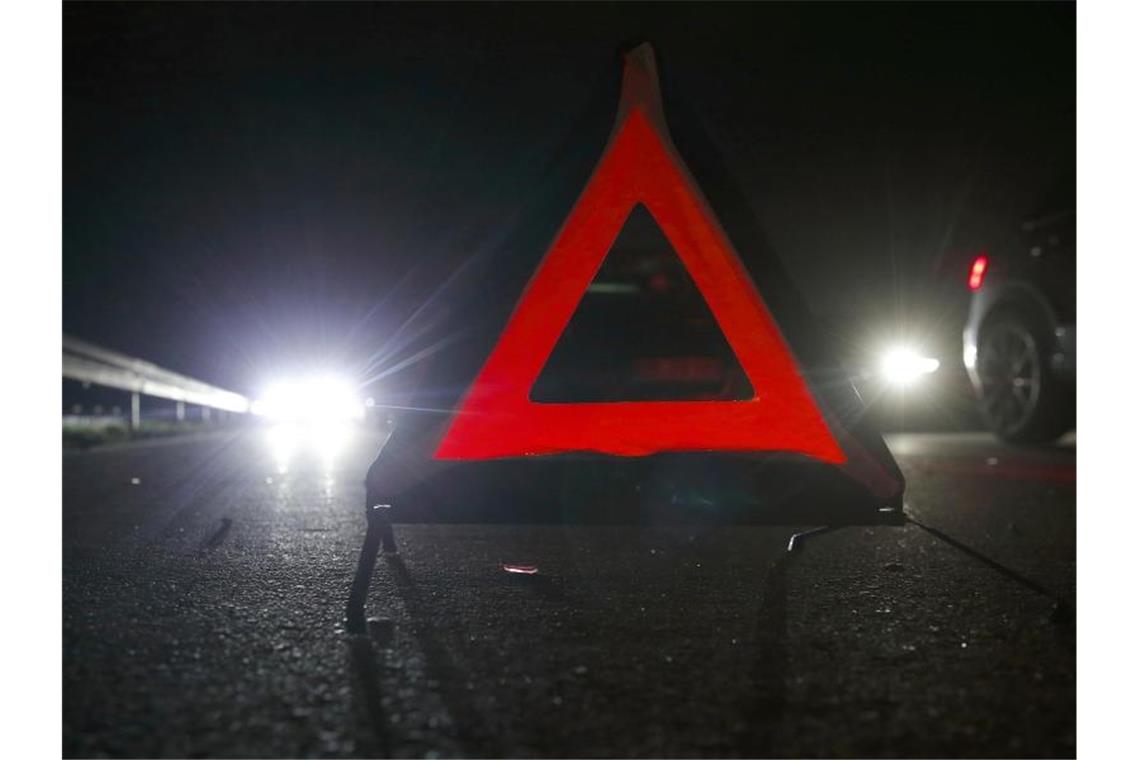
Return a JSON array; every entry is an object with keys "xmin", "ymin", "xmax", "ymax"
[{"xmin": 962, "ymin": 185, "xmax": 1075, "ymax": 442}]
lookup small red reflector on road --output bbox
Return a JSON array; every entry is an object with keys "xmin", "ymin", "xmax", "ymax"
[
  {"xmin": 968, "ymin": 255, "xmax": 989, "ymax": 291},
  {"xmin": 502, "ymin": 564, "xmax": 539, "ymax": 575}
]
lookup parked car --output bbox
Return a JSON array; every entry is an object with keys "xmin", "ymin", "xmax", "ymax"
[{"xmin": 962, "ymin": 193, "xmax": 1075, "ymax": 442}]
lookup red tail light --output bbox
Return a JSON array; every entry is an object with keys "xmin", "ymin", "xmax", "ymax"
[{"xmin": 968, "ymin": 254, "xmax": 989, "ymax": 291}]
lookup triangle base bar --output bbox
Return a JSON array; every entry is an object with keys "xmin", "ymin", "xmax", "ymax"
[{"xmin": 368, "ymin": 419, "xmax": 903, "ymax": 526}]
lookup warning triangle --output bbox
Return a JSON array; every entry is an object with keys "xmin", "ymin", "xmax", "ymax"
[
  {"xmin": 365, "ymin": 43, "xmax": 905, "ymax": 524},
  {"xmin": 531, "ymin": 202, "xmax": 753, "ymax": 403},
  {"xmin": 435, "ymin": 46, "xmax": 845, "ymax": 464}
]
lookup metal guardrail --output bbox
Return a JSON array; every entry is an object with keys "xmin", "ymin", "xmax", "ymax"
[{"xmin": 63, "ymin": 335, "xmax": 250, "ymax": 428}]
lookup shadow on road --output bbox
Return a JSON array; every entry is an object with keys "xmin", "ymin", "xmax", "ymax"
[
  {"xmin": 741, "ymin": 552, "xmax": 790, "ymax": 755},
  {"xmin": 385, "ymin": 553, "xmax": 504, "ymax": 756},
  {"xmin": 346, "ymin": 632, "xmax": 392, "ymax": 757}
]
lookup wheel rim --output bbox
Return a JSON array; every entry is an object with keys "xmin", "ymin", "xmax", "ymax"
[{"xmin": 977, "ymin": 322, "xmax": 1042, "ymax": 436}]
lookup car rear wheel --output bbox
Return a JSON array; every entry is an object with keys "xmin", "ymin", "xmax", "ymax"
[{"xmin": 976, "ymin": 312, "xmax": 1070, "ymax": 443}]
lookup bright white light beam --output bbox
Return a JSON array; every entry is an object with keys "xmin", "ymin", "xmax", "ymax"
[
  {"xmin": 252, "ymin": 375, "xmax": 365, "ymax": 423},
  {"xmin": 880, "ymin": 347, "xmax": 941, "ymax": 387}
]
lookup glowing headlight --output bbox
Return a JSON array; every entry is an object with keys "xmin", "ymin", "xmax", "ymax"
[
  {"xmin": 880, "ymin": 347, "xmax": 940, "ymax": 386},
  {"xmin": 252, "ymin": 375, "xmax": 365, "ymax": 423}
]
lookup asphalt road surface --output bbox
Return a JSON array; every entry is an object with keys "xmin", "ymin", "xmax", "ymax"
[{"xmin": 63, "ymin": 425, "xmax": 1075, "ymax": 758}]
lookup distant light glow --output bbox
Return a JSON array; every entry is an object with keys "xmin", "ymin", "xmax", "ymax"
[
  {"xmin": 880, "ymin": 347, "xmax": 941, "ymax": 386},
  {"xmin": 265, "ymin": 420, "xmax": 354, "ymax": 474},
  {"xmin": 256, "ymin": 375, "xmax": 362, "ymax": 474},
  {"xmin": 253, "ymin": 375, "xmax": 365, "ymax": 423},
  {"xmin": 267, "ymin": 422, "xmax": 300, "ymax": 473},
  {"xmin": 312, "ymin": 421, "xmax": 352, "ymax": 469},
  {"xmin": 968, "ymin": 254, "xmax": 989, "ymax": 291}
]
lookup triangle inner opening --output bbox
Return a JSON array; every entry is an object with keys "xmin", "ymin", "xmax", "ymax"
[{"xmin": 530, "ymin": 203, "xmax": 754, "ymax": 403}]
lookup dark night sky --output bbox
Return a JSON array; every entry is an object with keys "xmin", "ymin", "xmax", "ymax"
[{"xmin": 63, "ymin": 2, "xmax": 1074, "ymax": 398}]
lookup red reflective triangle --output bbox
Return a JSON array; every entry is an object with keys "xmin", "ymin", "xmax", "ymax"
[{"xmin": 435, "ymin": 48, "xmax": 845, "ymax": 464}]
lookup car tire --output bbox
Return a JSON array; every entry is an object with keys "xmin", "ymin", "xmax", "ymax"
[{"xmin": 975, "ymin": 310, "xmax": 1072, "ymax": 443}]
